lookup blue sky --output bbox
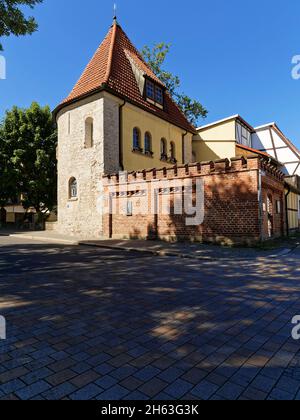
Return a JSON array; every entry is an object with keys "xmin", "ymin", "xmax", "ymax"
[{"xmin": 0, "ymin": 0, "xmax": 300, "ymax": 147}]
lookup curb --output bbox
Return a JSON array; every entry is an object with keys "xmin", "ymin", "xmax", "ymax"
[
  {"xmin": 79, "ymin": 241, "xmax": 186, "ymax": 258},
  {"xmin": 9, "ymin": 234, "xmax": 79, "ymax": 245},
  {"xmin": 2, "ymin": 234, "xmax": 296, "ymax": 260},
  {"xmin": 268, "ymin": 248, "xmax": 293, "ymax": 258},
  {"xmin": 79, "ymin": 241, "xmax": 295, "ymax": 261},
  {"xmin": 79, "ymin": 242, "xmax": 225, "ymax": 261}
]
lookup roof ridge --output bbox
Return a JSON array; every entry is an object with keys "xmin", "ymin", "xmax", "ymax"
[{"xmin": 104, "ymin": 22, "xmax": 118, "ymax": 84}]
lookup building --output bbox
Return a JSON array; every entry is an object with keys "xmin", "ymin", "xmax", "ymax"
[
  {"xmin": 53, "ymin": 19, "xmax": 288, "ymax": 243},
  {"xmin": 54, "ymin": 18, "xmax": 195, "ymax": 239},
  {"xmin": 0, "ymin": 196, "xmax": 36, "ymax": 228},
  {"xmin": 253, "ymin": 123, "xmax": 300, "ymax": 231},
  {"xmin": 252, "ymin": 123, "xmax": 300, "ymax": 176},
  {"xmin": 193, "ymin": 115, "xmax": 300, "ymax": 233}
]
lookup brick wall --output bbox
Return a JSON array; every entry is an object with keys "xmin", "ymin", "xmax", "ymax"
[{"xmin": 102, "ymin": 156, "xmax": 285, "ymax": 245}]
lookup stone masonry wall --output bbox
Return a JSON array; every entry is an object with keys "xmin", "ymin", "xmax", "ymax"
[{"xmin": 56, "ymin": 92, "xmax": 122, "ymax": 239}]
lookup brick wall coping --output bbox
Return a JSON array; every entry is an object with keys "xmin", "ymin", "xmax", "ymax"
[{"xmin": 103, "ymin": 155, "xmax": 285, "ymax": 183}]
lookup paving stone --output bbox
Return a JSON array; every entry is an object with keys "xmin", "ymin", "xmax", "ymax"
[
  {"xmin": 241, "ymin": 387, "xmax": 268, "ymax": 401},
  {"xmin": 2, "ymin": 237, "xmax": 300, "ymax": 402},
  {"xmin": 138, "ymin": 378, "xmax": 168, "ymax": 398},
  {"xmin": 110, "ymin": 365, "xmax": 137, "ymax": 381},
  {"xmin": 42, "ymin": 382, "xmax": 76, "ymax": 400},
  {"xmin": 250, "ymin": 375, "xmax": 277, "ymax": 393},
  {"xmin": 0, "ymin": 367, "xmax": 29, "ymax": 384},
  {"xmin": 268, "ymin": 388, "xmax": 295, "ymax": 401},
  {"xmin": 134, "ymin": 366, "xmax": 161, "ymax": 382},
  {"xmin": 164, "ymin": 379, "xmax": 194, "ymax": 399},
  {"xmin": 15, "ymin": 380, "xmax": 51, "ymax": 400},
  {"xmin": 20, "ymin": 367, "xmax": 52, "ymax": 385},
  {"xmin": 181, "ymin": 368, "xmax": 208, "ymax": 385},
  {"xmin": 158, "ymin": 367, "xmax": 184, "ymax": 383},
  {"xmin": 123, "ymin": 391, "xmax": 149, "ymax": 400},
  {"xmin": 96, "ymin": 385, "xmax": 130, "ymax": 400},
  {"xmin": 70, "ymin": 383, "xmax": 103, "ymax": 400},
  {"xmin": 95, "ymin": 375, "xmax": 119, "ymax": 390},
  {"xmin": 190, "ymin": 380, "xmax": 219, "ymax": 400},
  {"xmin": 216, "ymin": 382, "xmax": 244, "ymax": 400},
  {"xmin": 46, "ymin": 369, "xmax": 77, "ymax": 387},
  {"xmin": 0, "ymin": 379, "xmax": 25, "ymax": 394},
  {"xmin": 276, "ymin": 376, "xmax": 300, "ymax": 395}
]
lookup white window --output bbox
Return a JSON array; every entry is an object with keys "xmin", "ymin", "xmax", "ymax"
[
  {"xmin": 144, "ymin": 132, "xmax": 152, "ymax": 154},
  {"xmin": 133, "ymin": 127, "xmax": 141, "ymax": 151},
  {"xmin": 161, "ymin": 138, "xmax": 167, "ymax": 160},
  {"xmin": 69, "ymin": 178, "xmax": 78, "ymax": 199},
  {"xmin": 236, "ymin": 122, "xmax": 252, "ymax": 147}
]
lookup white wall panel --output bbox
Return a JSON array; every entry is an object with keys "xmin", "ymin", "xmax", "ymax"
[
  {"xmin": 276, "ymin": 147, "xmax": 299, "ymax": 163},
  {"xmin": 252, "ymin": 130, "xmax": 273, "ymax": 149}
]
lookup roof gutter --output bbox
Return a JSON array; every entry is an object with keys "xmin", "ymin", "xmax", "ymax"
[
  {"xmin": 53, "ymin": 85, "xmax": 196, "ymax": 135},
  {"xmin": 119, "ymin": 100, "xmax": 126, "ymax": 171},
  {"xmin": 53, "ymin": 86, "xmax": 107, "ymax": 120},
  {"xmin": 182, "ymin": 130, "xmax": 188, "ymax": 164},
  {"xmin": 285, "ymin": 184, "xmax": 291, "ymax": 236}
]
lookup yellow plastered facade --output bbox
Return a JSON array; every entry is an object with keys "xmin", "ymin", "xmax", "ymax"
[
  {"xmin": 122, "ymin": 103, "xmax": 193, "ymax": 172},
  {"xmin": 287, "ymin": 190, "xmax": 299, "ymax": 230},
  {"xmin": 192, "ymin": 120, "xmax": 236, "ymax": 162}
]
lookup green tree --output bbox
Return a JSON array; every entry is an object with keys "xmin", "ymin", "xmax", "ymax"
[
  {"xmin": 0, "ymin": 102, "xmax": 57, "ymax": 224},
  {"xmin": 141, "ymin": 43, "xmax": 208, "ymax": 126},
  {"xmin": 0, "ymin": 0, "xmax": 42, "ymax": 51}
]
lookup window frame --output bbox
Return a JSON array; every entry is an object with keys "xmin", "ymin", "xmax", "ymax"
[
  {"xmin": 145, "ymin": 77, "xmax": 164, "ymax": 107},
  {"xmin": 85, "ymin": 117, "xmax": 94, "ymax": 148},
  {"xmin": 69, "ymin": 178, "xmax": 78, "ymax": 200},
  {"xmin": 155, "ymin": 85, "xmax": 164, "ymax": 105},
  {"xmin": 160, "ymin": 138, "xmax": 167, "ymax": 161},
  {"xmin": 133, "ymin": 127, "xmax": 143, "ymax": 152},
  {"xmin": 169, "ymin": 141, "xmax": 177, "ymax": 164},
  {"xmin": 144, "ymin": 132, "xmax": 153, "ymax": 156},
  {"xmin": 145, "ymin": 80, "xmax": 155, "ymax": 100}
]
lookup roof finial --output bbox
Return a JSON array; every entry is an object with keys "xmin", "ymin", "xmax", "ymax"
[{"xmin": 113, "ymin": 3, "xmax": 117, "ymax": 24}]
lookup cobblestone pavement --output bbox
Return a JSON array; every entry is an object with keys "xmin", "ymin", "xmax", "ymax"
[{"xmin": 0, "ymin": 236, "xmax": 300, "ymax": 400}]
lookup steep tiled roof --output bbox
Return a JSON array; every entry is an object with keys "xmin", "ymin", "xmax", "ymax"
[{"xmin": 56, "ymin": 21, "xmax": 196, "ymax": 133}]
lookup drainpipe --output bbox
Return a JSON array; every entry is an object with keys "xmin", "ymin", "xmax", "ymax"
[
  {"xmin": 258, "ymin": 169, "xmax": 264, "ymax": 241},
  {"xmin": 182, "ymin": 130, "xmax": 188, "ymax": 164},
  {"xmin": 285, "ymin": 184, "xmax": 291, "ymax": 237},
  {"xmin": 119, "ymin": 100, "xmax": 126, "ymax": 171}
]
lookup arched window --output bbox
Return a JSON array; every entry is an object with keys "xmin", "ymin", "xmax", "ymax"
[
  {"xmin": 144, "ymin": 132, "xmax": 152, "ymax": 154},
  {"xmin": 161, "ymin": 138, "xmax": 167, "ymax": 160},
  {"xmin": 170, "ymin": 142, "xmax": 176, "ymax": 161},
  {"xmin": 85, "ymin": 118, "xmax": 94, "ymax": 148},
  {"xmin": 133, "ymin": 128, "xmax": 141, "ymax": 151},
  {"xmin": 69, "ymin": 178, "xmax": 78, "ymax": 199}
]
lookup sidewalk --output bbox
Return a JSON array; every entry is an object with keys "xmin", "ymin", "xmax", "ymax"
[
  {"xmin": 1, "ymin": 229, "xmax": 298, "ymax": 260},
  {"xmin": 0, "ymin": 229, "xmax": 79, "ymax": 245}
]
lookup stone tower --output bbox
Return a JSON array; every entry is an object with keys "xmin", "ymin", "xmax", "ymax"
[{"xmin": 54, "ymin": 19, "xmax": 196, "ymax": 239}]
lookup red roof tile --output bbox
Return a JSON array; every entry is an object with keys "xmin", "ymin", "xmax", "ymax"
[
  {"xmin": 57, "ymin": 21, "xmax": 196, "ymax": 133},
  {"xmin": 236, "ymin": 144, "xmax": 280, "ymax": 162}
]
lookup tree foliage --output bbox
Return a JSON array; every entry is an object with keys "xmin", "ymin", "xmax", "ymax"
[
  {"xmin": 0, "ymin": 102, "xmax": 57, "ymax": 219},
  {"xmin": 141, "ymin": 43, "xmax": 208, "ymax": 126},
  {"xmin": 0, "ymin": 0, "xmax": 42, "ymax": 50}
]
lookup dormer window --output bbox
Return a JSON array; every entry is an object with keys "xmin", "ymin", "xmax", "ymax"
[
  {"xmin": 155, "ymin": 86, "xmax": 163, "ymax": 105},
  {"xmin": 146, "ymin": 80, "xmax": 155, "ymax": 100},
  {"xmin": 145, "ymin": 79, "xmax": 164, "ymax": 107}
]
